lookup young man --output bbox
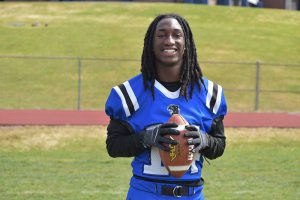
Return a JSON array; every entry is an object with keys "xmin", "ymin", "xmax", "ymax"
[{"xmin": 105, "ymin": 13, "xmax": 227, "ymax": 199}]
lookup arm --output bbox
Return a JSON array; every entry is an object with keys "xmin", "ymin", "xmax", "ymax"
[
  {"xmin": 106, "ymin": 119, "xmax": 145, "ymax": 158},
  {"xmin": 106, "ymin": 119, "xmax": 180, "ymax": 158},
  {"xmin": 201, "ymin": 116, "xmax": 226, "ymax": 160}
]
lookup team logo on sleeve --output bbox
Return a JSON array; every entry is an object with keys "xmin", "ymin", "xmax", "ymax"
[{"xmin": 167, "ymin": 104, "xmax": 180, "ymax": 115}]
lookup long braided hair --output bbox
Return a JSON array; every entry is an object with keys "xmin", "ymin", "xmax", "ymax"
[{"xmin": 141, "ymin": 13, "xmax": 204, "ymax": 100}]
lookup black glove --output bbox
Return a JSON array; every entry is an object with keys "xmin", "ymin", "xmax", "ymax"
[
  {"xmin": 142, "ymin": 123, "xmax": 179, "ymax": 152},
  {"xmin": 184, "ymin": 125, "xmax": 209, "ymax": 153}
]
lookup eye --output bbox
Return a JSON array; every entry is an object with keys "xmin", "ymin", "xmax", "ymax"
[
  {"xmin": 174, "ymin": 33, "xmax": 183, "ymax": 38},
  {"xmin": 156, "ymin": 34, "xmax": 164, "ymax": 38}
]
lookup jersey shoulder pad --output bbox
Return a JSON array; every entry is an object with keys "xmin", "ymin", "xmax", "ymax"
[
  {"xmin": 105, "ymin": 74, "xmax": 142, "ymax": 119},
  {"xmin": 202, "ymin": 77, "xmax": 227, "ymax": 116}
]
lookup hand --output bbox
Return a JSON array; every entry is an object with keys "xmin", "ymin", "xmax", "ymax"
[
  {"xmin": 142, "ymin": 123, "xmax": 179, "ymax": 152},
  {"xmin": 184, "ymin": 125, "xmax": 209, "ymax": 153}
]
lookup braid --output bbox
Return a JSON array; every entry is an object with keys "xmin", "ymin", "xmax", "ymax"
[
  {"xmin": 141, "ymin": 13, "xmax": 204, "ymax": 100},
  {"xmin": 141, "ymin": 16, "xmax": 162, "ymax": 99}
]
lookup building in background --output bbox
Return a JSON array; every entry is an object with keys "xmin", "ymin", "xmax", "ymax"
[
  {"xmin": 2, "ymin": 0, "xmax": 299, "ymax": 10},
  {"xmin": 184, "ymin": 0, "xmax": 299, "ymax": 10},
  {"xmin": 261, "ymin": 0, "xmax": 299, "ymax": 10}
]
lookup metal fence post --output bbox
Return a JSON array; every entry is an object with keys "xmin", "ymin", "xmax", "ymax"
[
  {"xmin": 77, "ymin": 58, "xmax": 82, "ymax": 110},
  {"xmin": 255, "ymin": 61, "xmax": 260, "ymax": 111}
]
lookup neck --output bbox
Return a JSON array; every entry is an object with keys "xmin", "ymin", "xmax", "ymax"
[{"xmin": 156, "ymin": 62, "xmax": 182, "ymax": 82}]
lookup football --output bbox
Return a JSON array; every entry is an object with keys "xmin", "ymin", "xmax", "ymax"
[{"xmin": 159, "ymin": 114, "xmax": 195, "ymax": 178}]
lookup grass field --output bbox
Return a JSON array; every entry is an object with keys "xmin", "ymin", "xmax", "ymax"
[
  {"xmin": 0, "ymin": 2, "xmax": 299, "ymax": 111},
  {"xmin": 0, "ymin": 126, "xmax": 299, "ymax": 200},
  {"xmin": 0, "ymin": 3, "xmax": 299, "ymax": 200}
]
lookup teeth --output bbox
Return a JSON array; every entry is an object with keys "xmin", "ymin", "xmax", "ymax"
[{"xmin": 163, "ymin": 49, "xmax": 176, "ymax": 53}]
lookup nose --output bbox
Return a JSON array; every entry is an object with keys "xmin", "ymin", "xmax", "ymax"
[{"xmin": 164, "ymin": 35, "xmax": 175, "ymax": 45}]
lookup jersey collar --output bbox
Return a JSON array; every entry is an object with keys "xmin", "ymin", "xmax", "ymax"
[{"xmin": 154, "ymin": 80, "xmax": 181, "ymax": 99}]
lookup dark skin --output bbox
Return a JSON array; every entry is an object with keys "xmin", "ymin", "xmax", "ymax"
[{"xmin": 153, "ymin": 18, "xmax": 186, "ymax": 82}]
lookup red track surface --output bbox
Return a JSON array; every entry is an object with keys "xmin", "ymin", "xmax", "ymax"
[{"xmin": 0, "ymin": 110, "xmax": 299, "ymax": 128}]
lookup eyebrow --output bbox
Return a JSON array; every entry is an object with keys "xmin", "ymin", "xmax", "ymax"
[{"xmin": 156, "ymin": 28, "xmax": 183, "ymax": 32}]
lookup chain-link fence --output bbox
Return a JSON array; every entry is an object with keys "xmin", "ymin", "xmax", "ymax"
[{"xmin": 0, "ymin": 55, "xmax": 299, "ymax": 112}]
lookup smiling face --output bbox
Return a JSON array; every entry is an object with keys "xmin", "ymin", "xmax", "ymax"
[{"xmin": 153, "ymin": 17, "xmax": 185, "ymax": 69}]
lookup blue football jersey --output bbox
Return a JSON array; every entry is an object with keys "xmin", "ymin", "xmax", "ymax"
[{"xmin": 105, "ymin": 74, "xmax": 227, "ymax": 181}]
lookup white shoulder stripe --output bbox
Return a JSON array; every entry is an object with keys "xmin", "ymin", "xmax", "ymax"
[
  {"xmin": 123, "ymin": 81, "xmax": 139, "ymax": 111},
  {"xmin": 213, "ymin": 85, "xmax": 222, "ymax": 114},
  {"xmin": 206, "ymin": 80, "xmax": 223, "ymax": 114},
  {"xmin": 206, "ymin": 80, "xmax": 214, "ymax": 109},
  {"xmin": 113, "ymin": 86, "xmax": 131, "ymax": 117}
]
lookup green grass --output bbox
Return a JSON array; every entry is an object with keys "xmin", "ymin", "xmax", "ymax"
[
  {"xmin": 0, "ymin": 2, "xmax": 299, "ymax": 111},
  {"xmin": 0, "ymin": 126, "xmax": 299, "ymax": 200}
]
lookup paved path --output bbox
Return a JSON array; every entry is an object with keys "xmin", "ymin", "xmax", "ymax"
[{"xmin": 0, "ymin": 110, "xmax": 299, "ymax": 128}]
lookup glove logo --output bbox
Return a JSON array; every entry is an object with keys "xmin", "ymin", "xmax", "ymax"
[{"xmin": 167, "ymin": 104, "xmax": 180, "ymax": 115}]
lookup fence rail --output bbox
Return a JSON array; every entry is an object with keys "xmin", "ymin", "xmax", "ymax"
[
  {"xmin": 1, "ymin": 55, "xmax": 299, "ymax": 111},
  {"xmin": 1, "ymin": 55, "xmax": 300, "ymax": 66}
]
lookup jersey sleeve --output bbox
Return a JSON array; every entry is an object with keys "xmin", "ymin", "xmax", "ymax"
[
  {"xmin": 105, "ymin": 87, "xmax": 127, "ymax": 120},
  {"xmin": 201, "ymin": 78, "xmax": 227, "ymax": 134},
  {"xmin": 105, "ymin": 81, "xmax": 140, "ymax": 120},
  {"xmin": 216, "ymin": 89, "xmax": 227, "ymax": 117},
  {"xmin": 204, "ymin": 79, "xmax": 227, "ymax": 118}
]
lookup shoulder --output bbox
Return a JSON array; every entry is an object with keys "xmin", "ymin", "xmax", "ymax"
[
  {"xmin": 201, "ymin": 77, "xmax": 223, "ymax": 90},
  {"xmin": 105, "ymin": 74, "xmax": 144, "ymax": 119},
  {"xmin": 200, "ymin": 77, "xmax": 227, "ymax": 117}
]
